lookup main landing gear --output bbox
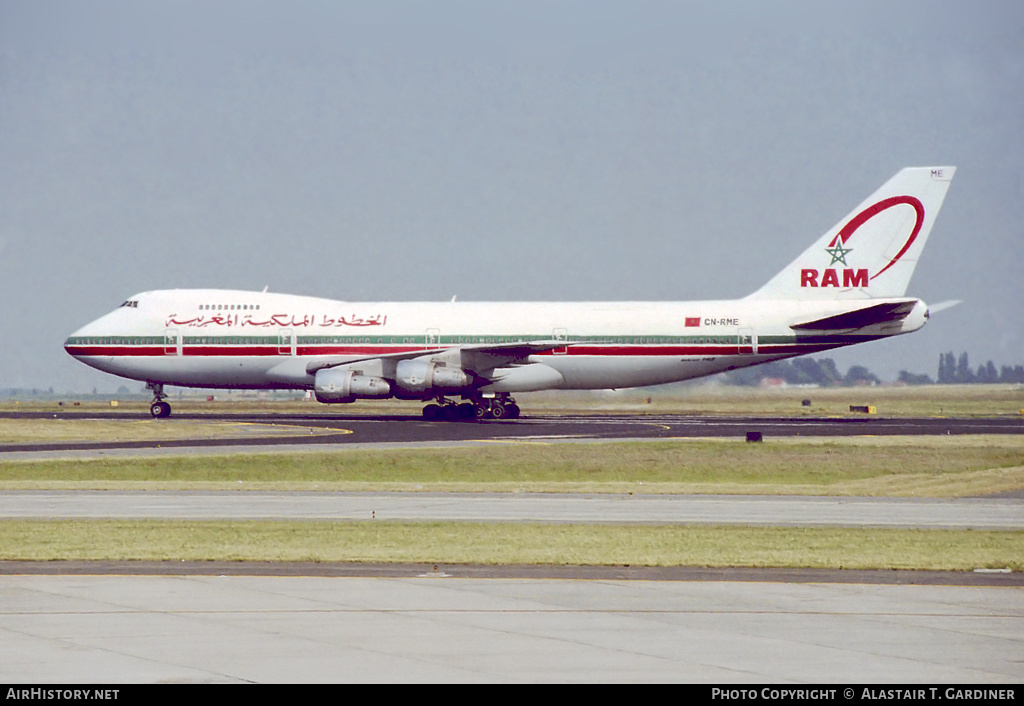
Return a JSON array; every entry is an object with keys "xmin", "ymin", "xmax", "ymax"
[
  {"xmin": 421, "ymin": 394, "xmax": 520, "ymax": 421},
  {"xmin": 475, "ymin": 395, "xmax": 520, "ymax": 420},
  {"xmin": 147, "ymin": 382, "xmax": 171, "ymax": 418}
]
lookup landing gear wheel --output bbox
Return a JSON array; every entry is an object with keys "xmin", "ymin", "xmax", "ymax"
[
  {"xmin": 472, "ymin": 395, "xmax": 520, "ymax": 421},
  {"xmin": 439, "ymin": 404, "xmax": 472, "ymax": 421},
  {"xmin": 146, "ymin": 382, "xmax": 170, "ymax": 419},
  {"xmin": 422, "ymin": 404, "xmax": 441, "ymax": 420}
]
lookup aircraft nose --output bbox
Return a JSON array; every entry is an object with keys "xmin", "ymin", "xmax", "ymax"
[
  {"xmin": 65, "ymin": 320, "xmax": 97, "ymax": 358},
  {"xmin": 64, "ymin": 309, "xmax": 118, "ymax": 358}
]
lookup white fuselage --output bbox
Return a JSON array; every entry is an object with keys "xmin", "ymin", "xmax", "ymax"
[{"xmin": 65, "ymin": 288, "xmax": 927, "ymax": 395}]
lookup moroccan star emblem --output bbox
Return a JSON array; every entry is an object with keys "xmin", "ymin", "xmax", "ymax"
[{"xmin": 825, "ymin": 243, "xmax": 853, "ymax": 266}]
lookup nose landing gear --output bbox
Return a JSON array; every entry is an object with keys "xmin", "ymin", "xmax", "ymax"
[{"xmin": 147, "ymin": 382, "xmax": 171, "ymax": 418}]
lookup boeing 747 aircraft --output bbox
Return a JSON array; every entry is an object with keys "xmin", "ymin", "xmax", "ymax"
[{"xmin": 66, "ymin": 167, "xmax": 956, "ymax": 420}]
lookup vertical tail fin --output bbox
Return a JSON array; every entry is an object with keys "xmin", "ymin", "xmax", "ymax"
[{"xmin": 747, "ymin": 167, "xmax": 955, "ymax": 300}]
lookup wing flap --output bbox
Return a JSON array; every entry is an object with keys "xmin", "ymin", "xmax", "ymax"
[{"xmin": 305, "ymin": 340, "xmax": 570, "ymax": 375}]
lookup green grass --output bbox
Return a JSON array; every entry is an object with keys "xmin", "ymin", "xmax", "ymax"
[
  {"xmin": 0, "ymin": 417, "xmax": 324, "ymax": 444},
  {"xmin": 570, "ymin": 383, "xmax": 1024, "ymax": 418},
  {"xmin": 2, "ymin": 520, "xmax": 1020, "ymax": 571},
  {"xmin": 2, "ymin": 437, "xmax": 1022, "ymax": 496}
]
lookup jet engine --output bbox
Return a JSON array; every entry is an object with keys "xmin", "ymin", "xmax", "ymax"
[
  {"xmin": 394, "ymin": 359, "xmax": 472, "ymax": 397},
  {"xmin": 314, "ymin": 368, "xmax": 391, "ymax": 404}
]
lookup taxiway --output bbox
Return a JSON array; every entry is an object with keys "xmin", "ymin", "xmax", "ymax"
[
  {"xmin": 1, "ymin": 411, "xmax": 1021, "ymax": 460},
  {"xmin": 3, "ymin": 490, "xmax": 1022, "ymax": 528}
]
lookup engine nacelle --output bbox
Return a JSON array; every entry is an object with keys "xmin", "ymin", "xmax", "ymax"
[
  {"xmin": 394, "ymin": 359, "xmax": 472, "ymax": 396},
  {"xmin": 314, "ymin": 368, "xmax": 391, "ymax": 404}
]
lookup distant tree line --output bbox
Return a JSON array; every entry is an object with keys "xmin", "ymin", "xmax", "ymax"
[
  {"xmin": 721, "ymin": 352, "xmax": 1024, "ymax": 387},
  {"xmin": 936, "ymin": 351, "xmax": 1024, "ymax": 385},
  {"xmin": 722, "ymin": 358, "xmax": 880, "ymax": 387}
]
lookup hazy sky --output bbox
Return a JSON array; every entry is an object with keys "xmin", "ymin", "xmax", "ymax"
[{"xmin": 1, "ymin": 0, "xmax": 1022, "ymax": 392}]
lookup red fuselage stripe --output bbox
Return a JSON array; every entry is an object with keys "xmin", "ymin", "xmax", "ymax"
[{"xmin": 64, "ymin": 343, "xmax": 841, "ymax": 358}]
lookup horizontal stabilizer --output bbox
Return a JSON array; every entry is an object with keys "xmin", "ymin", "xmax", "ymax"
[{"xmin": 790, "ymin": 301, "xmax": 917, "ymax": 331}]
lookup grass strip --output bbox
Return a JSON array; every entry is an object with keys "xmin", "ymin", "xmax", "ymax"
[
  {"xmin": 0, "ymin": 418, "xmax": 324, "ymax": 444},
  {"xmin": 2, "ymin": 520, "xmax": 1020, "ymax": 571},
  {"xmin": 2, "ymin": 438, "xmax": 1022, "ymax": 496}
]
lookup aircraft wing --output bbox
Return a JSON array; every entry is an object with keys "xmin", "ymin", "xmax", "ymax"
[
  {"xmin": 305, "ymin": 340, "xmax": 571, "ymax": 375},
  {"xmin": 790, "ymin": 301, "xmax": 918, "ymax": 331},
  {"xmin": 458, "ymin": 339, "xmax": 572, "ymax": 357}
]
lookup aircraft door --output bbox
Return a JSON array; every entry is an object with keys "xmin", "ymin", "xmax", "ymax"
[
  {"xmin": 552, "ymin": 328, "xmax": 568, "ymax": 355},
  {"xmin": 426, "ymin": 328, "xmax": 441, "ymax": 347},
  {"xmin": 738, "ymin": 327, "xmax": 757, "ymax": 355},
  {"xmin": 279, "ymin": 329, "xmax": 294, "ymax": 356},
  {"xmin": 164, "ymin": 328, "xmax": 179, "ymax": 356}
]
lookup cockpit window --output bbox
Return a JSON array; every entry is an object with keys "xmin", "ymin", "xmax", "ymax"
[{"xmin": 120, "ymin": 300, "xmax": 139, "ymax": 308}]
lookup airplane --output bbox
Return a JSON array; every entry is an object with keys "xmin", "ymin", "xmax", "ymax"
[{"xmin": 65, "ymin": 166, "xmax": 956, "ymax": 420}]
